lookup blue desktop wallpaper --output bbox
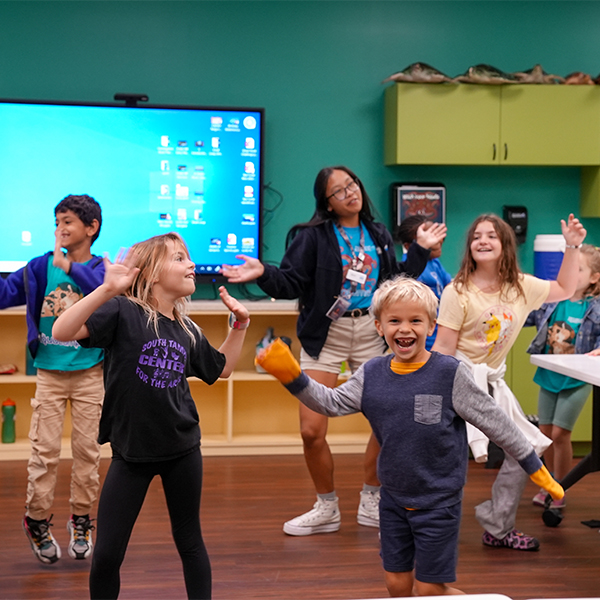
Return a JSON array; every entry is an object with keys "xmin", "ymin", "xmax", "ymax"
[{"xmin": 0, "ymin": 102, "xmax": 263, "ymax": 276}]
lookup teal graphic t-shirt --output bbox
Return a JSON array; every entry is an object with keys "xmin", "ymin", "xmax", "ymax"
[
  {"xmin": 334, "ymin": 224, "xmax": 380, "ymax": 311},
  {"xmin": 34, "ymin": 256, "xmax": 103, "ymax": 371},
  {"xmin": 534, "ymin": 298, "xmax": 589, "ymax": 392}
]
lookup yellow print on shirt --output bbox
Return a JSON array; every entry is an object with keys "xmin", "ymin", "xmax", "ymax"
[
  {"xmin": 40, "ymin": 283, "xmax": 82, "ymax": 318},
  {"xmin": 474, "ymin": 306, "xmax": 515, "ymax": 357}
]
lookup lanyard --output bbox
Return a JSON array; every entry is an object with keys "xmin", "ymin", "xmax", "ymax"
[
  {"xmin": 335, "ymin": 222, "xmax": 366, "ymax": 297},
  {"xmin": 335, "ymin": 222, "xmax": 365, "ymax": 270}
]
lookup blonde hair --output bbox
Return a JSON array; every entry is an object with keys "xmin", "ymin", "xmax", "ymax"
[
  {"xmin": 580, "ymin": 244, "xmax": 600, "ymax": 298},
  {"xmin": 371, "ymin": 276, "xmax": 438, "ymax": 323},
  {"xmin": 125, "ymin": 232, "xmax": 200, "ymax": 343}
]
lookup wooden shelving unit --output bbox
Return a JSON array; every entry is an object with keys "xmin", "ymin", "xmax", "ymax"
[{"xmin": 0, "ymin": 300, "xmax": 370, "ymax": 461}]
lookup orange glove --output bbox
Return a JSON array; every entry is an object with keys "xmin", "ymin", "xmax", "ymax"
[
  {"xmin": 255, "ymin": 338, "xmax": 301, "ymax": 384},
  {"xmin": 529, "ymin": 465, "xmax": 564, "ymax": 501}
]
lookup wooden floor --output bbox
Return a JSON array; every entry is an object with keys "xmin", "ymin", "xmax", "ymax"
[{"xmin": 0, "ymin": 454, "xmax": 598, "ymax": 599}]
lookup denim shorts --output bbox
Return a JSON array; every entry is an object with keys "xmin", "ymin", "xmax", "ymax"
[{"xmin": 379, "ymin": 487, "xmax": 461, "ymax": 584}]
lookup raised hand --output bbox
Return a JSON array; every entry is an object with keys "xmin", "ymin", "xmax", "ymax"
[
  {"xmin": 415, "ymin": 221, "xmax": 447, "ymax": 250},
  {"xmin": 103, "ymin": 249, "xmax": 140, "ymax": 295},
  {"xmin": 52, "ymin": 230, "xmax": 71, "ymax": 273},
  {"xmin": 221, "ymin": 255, "xmax": 265, "ymax": 283},
  {"xmin": 561, "ymin": 213, "xmax": 587, "ymax": 247},
  {"xmin": 218, "ymin": 286, "xmax": 250, "ymax": 322}
]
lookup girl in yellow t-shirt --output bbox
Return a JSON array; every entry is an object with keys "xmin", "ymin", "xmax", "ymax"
[{"xmin": 433, "ymin": 213, "xmax": 586, "ymax": 552}]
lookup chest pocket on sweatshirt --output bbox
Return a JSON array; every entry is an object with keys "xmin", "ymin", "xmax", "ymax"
[{"xmin": 414, "ymin": 394, "xmax": 443, "ymax": 425}]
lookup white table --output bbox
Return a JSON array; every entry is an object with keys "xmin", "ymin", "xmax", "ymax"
[{"xmin": 529, "ymin": 354, "xmax": 600, "ymax": 492}]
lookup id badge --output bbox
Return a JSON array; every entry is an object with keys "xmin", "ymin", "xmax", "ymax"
[
  {"xmin": 346, "ymin": 269, "xmax": 367, "ymax": 285},
  {"xmin": 326, "ymin": 295, "xmax": 351, "ymax": 322}
]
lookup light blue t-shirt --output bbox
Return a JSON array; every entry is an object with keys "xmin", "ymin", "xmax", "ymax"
[
  {"xmin": 335, "ymin": 224, "xmax": 380, "ymax": 311},
  {"xmin": 534, "ymin": 298, "xmax": 589, "ymax": 392},
  {"xmin": 34, "ymin": 256, "xmax": 104, "ymax": 371}
]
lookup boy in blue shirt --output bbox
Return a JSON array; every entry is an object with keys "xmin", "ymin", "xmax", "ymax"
[
  {"xmin": 0, "ymin": 194, "xmax": 105, "ymax": 564},
  {"xmin": 256, "ymin": 276, "xmax": 562, "ymax": 596}
]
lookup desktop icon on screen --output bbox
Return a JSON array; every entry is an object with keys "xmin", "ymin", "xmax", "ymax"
[
  {"xmin": 245, "ymin": 138, "xmax": 255, "ymax": 150},
  {"xmin": 176, "ymin": 184, "xmax": 189, "ymax": 198},
  {"xmin": 161, "ymin": 136, "xmax": 170, "ymax": 147},
  {"xmin": 227, "ymin": 233, "xmax": 237, "ymax": 246},
  {"xmin": 243, "ymin": 116, "xmax": 257, "ymax": 130}
]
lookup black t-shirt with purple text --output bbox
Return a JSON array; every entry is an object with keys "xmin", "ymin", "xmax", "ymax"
[{"xmin": 81, "ymin": 296, "xmax": 226, "ymax": 461}]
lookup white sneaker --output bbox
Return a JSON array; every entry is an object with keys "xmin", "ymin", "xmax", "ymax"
[
  {"xmin": 357, "ymin": 490, "xmax": 380, "ymax": 528},
  {"xmin": 283, "ymin": 497, "xmax": 341, "ymax": 536}
]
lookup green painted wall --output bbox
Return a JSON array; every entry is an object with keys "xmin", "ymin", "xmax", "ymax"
[{"xmin": 3, "ymin": 0, "xmax": 600, "ymax": 284}]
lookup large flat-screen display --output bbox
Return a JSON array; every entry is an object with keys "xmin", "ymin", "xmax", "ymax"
[{"xmin": 0, "ymin": 99, "xmax": 264, "ymax": 281}]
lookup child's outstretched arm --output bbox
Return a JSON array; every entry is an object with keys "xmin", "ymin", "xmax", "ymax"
[
  {"xmin": 547, "ymin": 214, "xmax": 587, "ymax": 303},
  {"xmin": 452, "ymin": 362, "xmax": 564, "ymax": 500},
  {"xmin": 216, "ymin": 286, "xmax": 250, "ymax": 378},
  {"xmin": 256, "ymin": 338, "xmax": 364, "ymax": 416},
  {"xmin": 53, "ymin": 251, "xmax": 139, "ymax": 341}
]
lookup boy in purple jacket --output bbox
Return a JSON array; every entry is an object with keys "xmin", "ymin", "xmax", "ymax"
[{"xmin": 0, "ymin": 194, "xmax": 104, "ymax": 564}]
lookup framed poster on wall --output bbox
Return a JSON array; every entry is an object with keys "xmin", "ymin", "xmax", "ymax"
[{"xmin": 391, "ymin": 182, "xmax": 446, "ymax": 242}]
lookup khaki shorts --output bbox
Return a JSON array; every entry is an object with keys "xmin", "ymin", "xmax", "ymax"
[{"xmin": 300, "ymin": 312, "xmax": 387, "ymax": 374}]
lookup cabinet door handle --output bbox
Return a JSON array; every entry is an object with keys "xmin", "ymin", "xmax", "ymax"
[
  {"xmin": 492, "ymin": 144, "xmax": 496, "ymax": 161},
  {"xmin": 504, "ymin": 143, "xmax": 508, "ymax": 161}
]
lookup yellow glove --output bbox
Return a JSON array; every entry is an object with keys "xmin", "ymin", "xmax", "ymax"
[
  {"xmin": 255, "ymin": 338, "xmax": 301, "ymax": 384},
  {"xmin": 529, "ymin": 464, "xmax": 564, "ymax": 501}
]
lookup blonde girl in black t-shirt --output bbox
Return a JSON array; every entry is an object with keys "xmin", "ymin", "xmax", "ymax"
[{"xmin": 53, "ymin": 232, "xmax": 250, "ymax": 600}]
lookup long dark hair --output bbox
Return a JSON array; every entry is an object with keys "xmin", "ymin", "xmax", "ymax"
[
  {"xmin": 285, "ymin": 166, "xmax": 376, "ymax": 247},
  {"xmin": 453, "ymin": 213, "xmax": 524, "ymax": 301}
]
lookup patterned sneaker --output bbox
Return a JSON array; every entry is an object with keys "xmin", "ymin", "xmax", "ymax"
[
  {"xmin": 67, "ymin": 514, "xmax": 95, "ymax": 559},
  {"xmin": 283, "ymin": 497, "xmax": 341, "ymax": 536},
  {"xmin": 357, "ymin": 490, "xmax": 380, "ymax": 528},
  {"xmin": 532, "ymin": 489, "xmax": 549, "ymax": 507},
  {"xmin": 23, "ymin": 515, "xmax": 62, "ymax": 564},
  {"xmin": 482, "ymin": 528, "xmax": 540, "ymax": 551}
]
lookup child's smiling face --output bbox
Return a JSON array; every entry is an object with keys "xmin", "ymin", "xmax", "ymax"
[{"xmin": 375, "ymin": 298, "xmax": 435, "ymax": 364}]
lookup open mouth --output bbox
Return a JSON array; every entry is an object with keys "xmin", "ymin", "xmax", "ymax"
[{"xmin": 395, "ymin": 338, "xmax": 415, "ymax": 349}]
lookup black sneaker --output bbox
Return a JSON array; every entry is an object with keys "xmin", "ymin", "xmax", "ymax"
[
  {"xmin": 67, "ymin": 514, "xmax": 94, "ymax": 559},
  {"xmin": 23, "ymin": 514, "xmax": 61, "ymax": 564}
]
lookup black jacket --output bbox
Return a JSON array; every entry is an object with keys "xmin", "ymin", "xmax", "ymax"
[{"xmin": 256, "ymin": 220, "xmax": 429, "ymax": 358}]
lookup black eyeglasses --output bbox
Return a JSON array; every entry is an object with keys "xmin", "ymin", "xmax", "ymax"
[{"xmin": 326, "ymin": 180, "xmax": 359, "ymax": 202}]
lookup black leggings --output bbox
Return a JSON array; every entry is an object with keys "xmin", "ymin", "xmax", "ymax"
[{"xmin": 89, "ymin": 448, "xmax": 211, "ymax": 599}]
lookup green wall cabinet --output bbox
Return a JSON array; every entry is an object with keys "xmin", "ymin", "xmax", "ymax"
[
  {"xmin": 384, "ymin": 84, "xmax": 502, "ymax": 165},
  {"xmin": 384, "ymin": 83, "xmax": 600, "ymax": 167}
]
